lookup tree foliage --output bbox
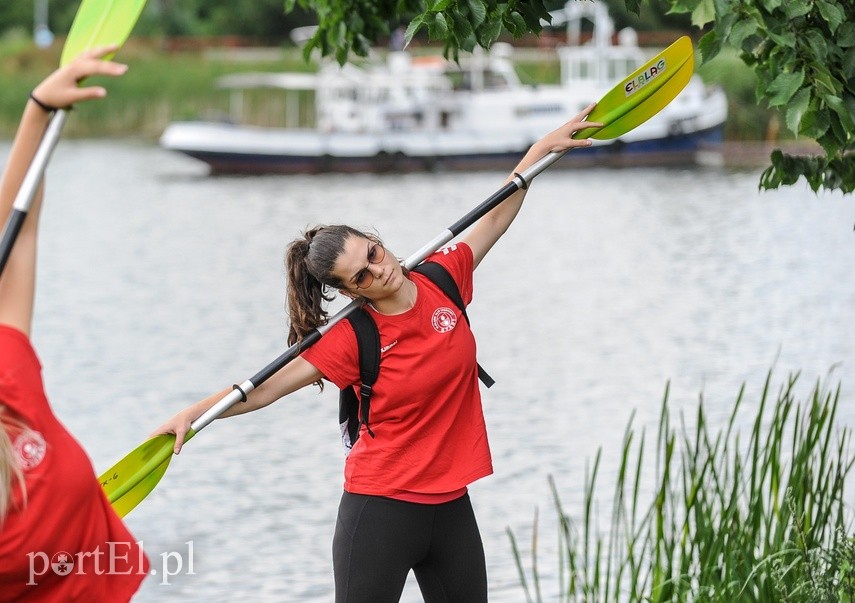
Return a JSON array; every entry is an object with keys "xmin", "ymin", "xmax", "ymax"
[
  {"xmin": 284, "ymin": 0, "xmax": 559, "ymax": 63},
  {"xmin": 284, "ymin": 0, "xmax": 854, "ymax": 195},
  {"xmin": 667, "ymin": 0, "xmax": 854, "ymax": 194}
]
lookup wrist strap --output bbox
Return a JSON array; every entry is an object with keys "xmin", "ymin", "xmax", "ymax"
[{"xmin": 29, "ymin": 92, "xmax": 61, "ymax": 113}]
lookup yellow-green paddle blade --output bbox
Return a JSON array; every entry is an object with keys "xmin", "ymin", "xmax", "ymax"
[
  {"xmin": 99, "ymin": 429, "xmax": 195, "ymax": 518},
  {"xmin": 60, "ymin": 0, "xmax": 148, "ymax": 66},
  {"xmin": 573, "ymin": 36, "xmax": 695, "ymax": 140}
]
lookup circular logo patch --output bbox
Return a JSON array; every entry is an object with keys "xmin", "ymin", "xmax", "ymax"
[
  {"xmin": 431, "ymin": 307, "xmax": 457, "ymax": 333},
  {"xmin": 51, "ymin": 551, "xmax": 74, "ymax": 576},
  {"xmin": 13, "ymin": 429, "xmax": 47, "ymax": 471}
]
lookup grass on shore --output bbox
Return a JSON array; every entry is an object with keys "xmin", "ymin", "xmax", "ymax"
[
  {"xmin": 0, "ymin": 36, "xmax": 318, "ymax": 139},
  {"xmin": 508, "ymin": 372, "xmax": 855, "ymax": 602}
]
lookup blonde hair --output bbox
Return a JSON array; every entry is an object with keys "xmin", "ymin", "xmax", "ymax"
[{"xmin": 0, "ymin": 404, "xmax": 27, "ymax": 523}]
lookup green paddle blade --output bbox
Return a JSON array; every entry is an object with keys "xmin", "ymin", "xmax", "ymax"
[
  {"xmin": 60, "ymin": 0, "xmax": 148, "ymax": 66},
  {"xmin": 100, "ymin": 429, "xmax": 195, "ymax": 518},
  {"xmin": 573, "ymin": 36, "xmax": 694, "ymax": 140}
]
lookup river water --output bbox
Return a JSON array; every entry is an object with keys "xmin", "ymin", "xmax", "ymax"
[{"xmin": 6, "ymin": 140, "xmax": 854, "ymax": 601}]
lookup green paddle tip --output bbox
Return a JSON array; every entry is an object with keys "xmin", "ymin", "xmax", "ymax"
[
  {"xmin": 60, "ymin": 0, "xmax": 148, "ymax": 66},
  {"xmin": 572, "ymin": 35, "xmax": 695, "ymax": 141}
]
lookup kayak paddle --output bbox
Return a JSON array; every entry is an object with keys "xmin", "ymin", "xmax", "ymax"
[
  {"xmin": 101, "ymin": 35, "xmax": 697, "ymax": 517},
  {"xmin": 0, "ymin": 0, "xmax": 147, "ymax": 277}
]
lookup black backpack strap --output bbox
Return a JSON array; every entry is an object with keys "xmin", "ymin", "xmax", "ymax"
[
  {"xmin": 412, "ymin": 262, "xmax": 495, "ymax": 388},
  {"xmin": 340, "ymin": 309, "xmax": 379, "ymax": 453}
]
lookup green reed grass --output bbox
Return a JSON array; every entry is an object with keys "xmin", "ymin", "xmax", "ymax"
[{"xmin": 508, "ymin": 372, "xmax": 855, "ymax": 602}]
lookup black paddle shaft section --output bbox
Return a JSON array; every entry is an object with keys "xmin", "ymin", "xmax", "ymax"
[
  {"xmin": 0, "ymin": 209, "xmax": 27, "ymax": 277},
  {"xmin": 447, "ymin": 181, "xmax": 521, "ymax": 237},
  {"xmin": 249, "ymin": 328, "xmax": 324, "ymax": 386}
]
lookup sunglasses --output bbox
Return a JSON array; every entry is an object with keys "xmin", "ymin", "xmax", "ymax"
[{"xmin": 352, "ymin": 242, "xmax": 386, "ymax": 289}]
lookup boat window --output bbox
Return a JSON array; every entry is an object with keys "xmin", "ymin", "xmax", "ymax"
[
  {"xmin": 485, "ymin": 71, "xmax": 509, "ymax": 89},
  {"xmin": 608, "ymin": 60, "xmax": 619, "ymax": 80}
]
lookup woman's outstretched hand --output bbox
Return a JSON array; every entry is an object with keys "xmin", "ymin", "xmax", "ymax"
[
  {"xmin": 535, "ymin": 101, "xmax": 603, "ymax": 155},
  {"xmin": 31, "ymin": 45, "xmax": 128, "ymax": 110},
  {"xmin": 150, "ymin": 410, "xmax": 195, "ymax": 455}
]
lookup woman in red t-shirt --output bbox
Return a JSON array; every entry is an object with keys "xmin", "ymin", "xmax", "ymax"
[
  {"xmin": 156, "ymin": 104, "xmax": 601, "ymax": 601},
  {"xmin": 0, "ymin": 48, "xmax": 149, "ymax": 601}
]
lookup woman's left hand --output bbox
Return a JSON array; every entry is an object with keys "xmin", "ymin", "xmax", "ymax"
[{"xmin": 31, "ymin": 45, "xmax": 128, "ymax": 110}]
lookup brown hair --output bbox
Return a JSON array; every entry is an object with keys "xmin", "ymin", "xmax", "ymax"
[
  {"xmin": 284, "ymin": 225, "xmax": 379, "ymax": 347},
  {"xmin": 0, "ymin": 405, "xmax": 27, "ymax": 524}
]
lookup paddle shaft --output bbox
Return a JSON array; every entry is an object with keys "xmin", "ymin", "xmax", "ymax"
[
  {"xmin": 190, "ymin": 150, "xmax": 566, "ymax": 433},
  {"xmin": 0, "ymin": 110, "xmax": 69, "ymax": 276}
]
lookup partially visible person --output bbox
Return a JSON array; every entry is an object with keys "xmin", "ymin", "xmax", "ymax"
[{"xmin": 0, "ymin": 46, "xmax": 149, "ymax": 601}]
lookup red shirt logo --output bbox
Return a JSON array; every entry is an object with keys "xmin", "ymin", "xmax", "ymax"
[
  {"xmin": 431, "ymin": 307, "xmax": 457, "ymax": 333},
  {"xmin": 14, "ymin": 429, "xmax": 47, "ymax": 471}
]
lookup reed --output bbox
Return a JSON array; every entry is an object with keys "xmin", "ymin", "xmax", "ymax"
[{"xmin": 509, "ymin": 372, "xmax": 855, "ymax": 602}]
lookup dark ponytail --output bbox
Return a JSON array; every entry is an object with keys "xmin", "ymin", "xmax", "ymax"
[{"xmin": 284, "ymin": 225, "xmax": 375, "ymax": 347}]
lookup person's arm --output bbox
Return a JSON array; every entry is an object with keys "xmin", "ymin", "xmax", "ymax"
[
  {"xmin": 0, "ymin": 46, "xmax": 127, "ymax": 336},
  {"xmin": 462, "ymin": 102, "xmax": 602, "ymax": 269},
  {"xmin": 153, "ymin": 356, "xmax": 324, "ymax": 454}
]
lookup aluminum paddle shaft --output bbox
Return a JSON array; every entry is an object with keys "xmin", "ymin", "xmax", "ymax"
[{"xmin": 0, "ymin": 110, "xmax": 69, "ymax": 275}]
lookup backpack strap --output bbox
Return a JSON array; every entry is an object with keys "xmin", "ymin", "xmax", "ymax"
[
  {"xmin": 412, "ymin": 261, "xmax": 495, "ymax": 388},
  {"xmin": 340, "ymin": 308, "xmax": 379, "ymax": 453}
]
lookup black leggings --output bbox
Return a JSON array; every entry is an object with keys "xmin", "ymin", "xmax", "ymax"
[{"xmin": 333, "ymin": 491, "xmax": 488, "ymax": 603}]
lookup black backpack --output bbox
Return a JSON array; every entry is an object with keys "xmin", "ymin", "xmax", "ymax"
[{"xmin": 338, "ymin": 261, "xmax": 494, "ymax": 455}]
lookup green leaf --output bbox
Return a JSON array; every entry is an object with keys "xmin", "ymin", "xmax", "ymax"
[
  {"xmin": 698, "ymin": 30, "xmax": 722, "ymax": 64},
  {"xmin": 839, "ymin": 22, "xmax": 855, "ymax": 49},
  {"xmin": 813, "ymin": 68, "xmax": 843, "ymax": 96},
  {"xmin": 759, "ymin": 164, "xmax": 781, "ymax": 190},
  {"xmin": 451, "ymin": 11, "xmax": 475, "ymax": 43},
  {"xmin": 428, "ymin": 11, "xmax": 449, "ymax": 40},
  {"xmin": 845, "ymin": 48, "xmax": 855, "ymax": 80},
  {"xmin": 783, "ymin": 1, "xmax": 812, "ymax": 19},
  {"xmin": 816, "ymin": 0, "xmax": 844, "ymax": 34},
  {"xmin": 691, "ymin": 0, "xmax": 715, "ymax": 27},
  {"xmin": 335, "ymin": 44, "xmax": 348, "ymax": 66},
  {"xmin": 824, "ymin": 112, "xmax": 846, "ymax": 154},
  {"xmin": 516, "ymin": 0, "xmax": 553, "ymax": 26},
  {"xmin": 786, "ymin": 88, "xmax": 811, "ymax": 135},
  {"xmin": 467, "ymin": 0, "xmax": 488, "ymax": 29},
  {"xmin": 824, "ymin": 94, "xmax": 855, "ymax": 131},
  {"xmin": 430, "ymin": 0, "xmax": 453, "ymax": 10},
  {"xmin": 477, "ymin": 13, "xmax": 503, "ymax": 47},
  {"xmin": 844, "ymin": 94, "xmax": 855, "ymax": 126},
  {"xmin": 800, "ymin": 109, "xmax": 830, "ymax": 139},
  {"xmin": 728, "ymin": 18, "xmax": 759, "ymax": 50},
  {"xmin": 666, "ymin": 0, "xmax": 700, "ymax": 16},
  {"xmin": 801, "ymin": 28, "xmax": 829, "ymax": 64},
  {"xmin": 766, "ymin": 28, "xmax": 797, "ymax": 48},
  {"xmin": 515, "ymin": 2, "xmax": 549, "ymax": 30},
  {"xmin": 404, "ymin": 15, "xmax": 425, "ymax": 47},
  {"xmin": 624, "ymin": 0, "xmax": 642, "ymax": 15},
  {"xmin": 506, "ymin": 11, "xmax": 527, "ymax": 37},
  {"xmin": 767, "ymin": 70, "xmax": 806, "ymax": 107}
]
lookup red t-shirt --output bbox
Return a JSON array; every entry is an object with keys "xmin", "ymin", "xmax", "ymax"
[
  {"xmin": 0, "ymin": 326, "xmax": 149, "ymax": 601},
  {"xmin": 302, "ymin": 242, "xmax": 493, "ymax": 498}
]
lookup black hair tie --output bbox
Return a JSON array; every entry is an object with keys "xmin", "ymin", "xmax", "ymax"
[{"xmin": 29, "ymin": 92, "xmax": 61, "ymax": 113}]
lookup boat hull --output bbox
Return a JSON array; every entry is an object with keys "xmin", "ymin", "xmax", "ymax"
[{"xmin": 162, "ymin": 123, "xmax": 725, "ymax": 175}]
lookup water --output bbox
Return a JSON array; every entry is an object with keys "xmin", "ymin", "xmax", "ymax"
[{"xmin": 7, "ymin": 140, "xmax": 854, "ymax": 601}]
